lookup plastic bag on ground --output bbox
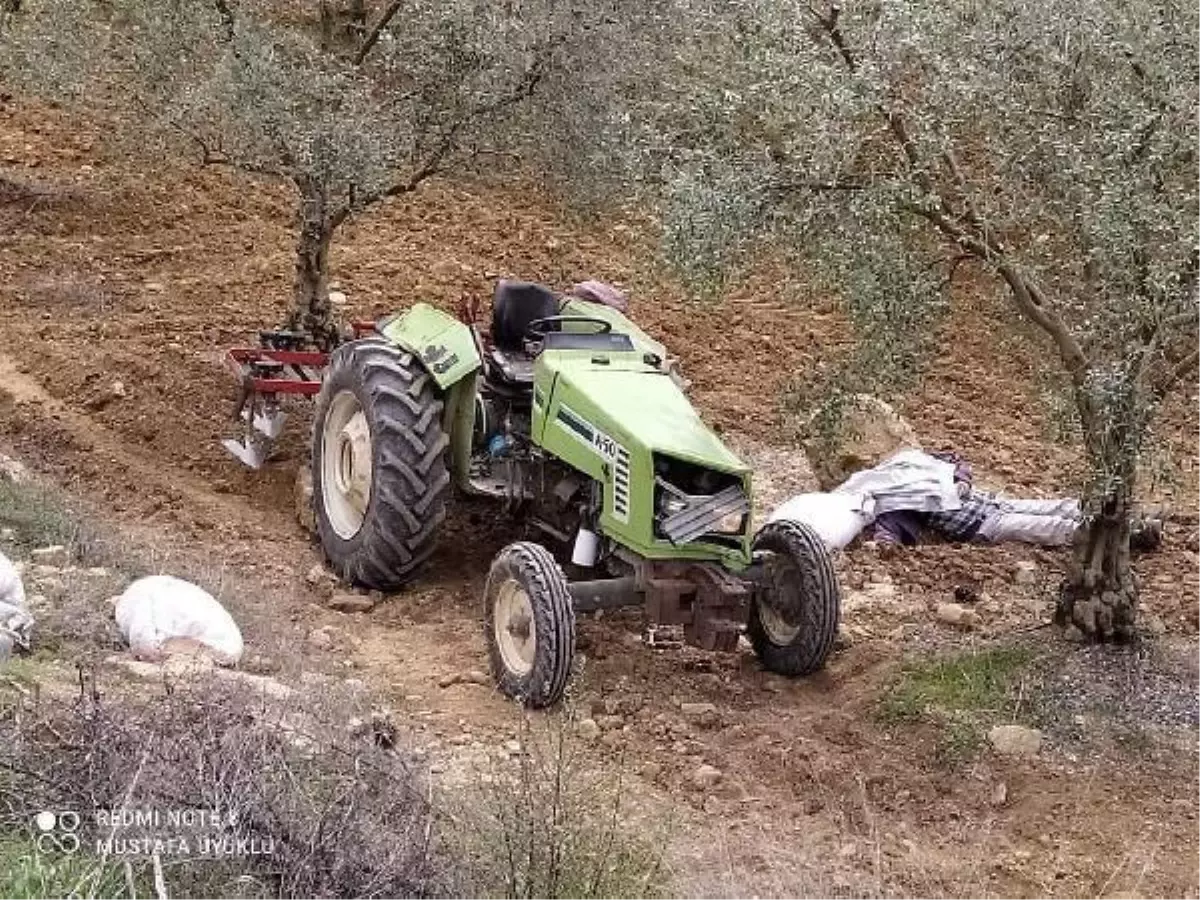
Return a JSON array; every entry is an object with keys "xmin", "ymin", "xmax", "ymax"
[
  {"xmin": 114, "ymin": 575, "xmax": 244, "ymax": 665},
  {"xmin": 766, "ymin": 492, "xmax": 872, "ymax": 550}
]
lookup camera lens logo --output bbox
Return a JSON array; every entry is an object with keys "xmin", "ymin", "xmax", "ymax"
[{"xmin": 35, "ymin": 811, "xmax": 81, "ymax": 854}]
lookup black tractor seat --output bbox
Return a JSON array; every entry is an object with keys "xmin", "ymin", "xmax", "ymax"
[{"xmin": 486, "ymin": 280, "xmax": 561, "ymax": 386}]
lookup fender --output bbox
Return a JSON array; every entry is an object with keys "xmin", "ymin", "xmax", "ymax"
[
  {"xmin": 378, "ymin": 302, "xmax": 482, "ymax": 390},
  {"xmin": 378, "ymin": 302, "xmax": 481, "ymax": 490}
]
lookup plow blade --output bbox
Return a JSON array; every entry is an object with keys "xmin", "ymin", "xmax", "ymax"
[
  {"xmin": 221, "ymin": 436, "xmax": 271, "ymax": 469},
  {"xmin": 247, "ymin": 407, "xmax": 287, "ymax": 440}
]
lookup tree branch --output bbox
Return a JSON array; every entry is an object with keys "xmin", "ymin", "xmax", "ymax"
[
  {"xmin": 806, "ymin": 2, "xmax": 855, "ymax": 71},
  {"xmin": 330, "ymin": 47, "xmax": 550, "ymax": 228},
  {"xmin": 352, "ymin": 0, "xmax": 403, "ymax": 66}
]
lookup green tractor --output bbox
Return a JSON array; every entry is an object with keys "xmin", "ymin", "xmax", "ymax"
[{"xmin": 310, "ymin": 281, "xmax": 839, "ymax": 706}]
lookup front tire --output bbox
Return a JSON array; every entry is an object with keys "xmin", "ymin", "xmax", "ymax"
[
  {"xmin": 312, "ymin": 338, "xmax": 450, "ymax": 590},
  {"xmin": 484, "ymin": 542, "xmax": 575, "ymax": 707},
  {"xmin": 748, "ymin": 520, "xmax": 840, "ymax": 676}
]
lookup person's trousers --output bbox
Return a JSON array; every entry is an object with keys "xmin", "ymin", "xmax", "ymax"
[{"xmin": 977, "ymin": 496, "xmax": 1081, "ymax": 546}]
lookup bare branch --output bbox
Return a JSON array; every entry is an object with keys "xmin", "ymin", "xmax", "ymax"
[
  {"xmin": 806, "ymin": 2, "xmax": 855, "ymax": 71},
  {"xmin": 352, "ymin": 0, "xmax": 403, "ymax": 66}
]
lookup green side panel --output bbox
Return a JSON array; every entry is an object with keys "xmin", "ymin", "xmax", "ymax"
[
  {"xmin": 379, "ymin": 302, "xmax": 481, "ymax": 390},
  {"xmin": 534, "ymin": 349, "xmax": 752, "ymax": 567}
]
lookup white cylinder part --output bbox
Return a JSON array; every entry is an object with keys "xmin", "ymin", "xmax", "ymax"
[{"xmin": 571, "ymin": 527, "xmax": 600, "ymax": 567}]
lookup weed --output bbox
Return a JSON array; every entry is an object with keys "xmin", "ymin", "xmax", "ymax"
[
  {"xmin": 448, "ymin": 703, "xmax": 670, "ymax": 899},
  {"xmin": 878, "ymin": 646, "xmax": 1035, "ymax": 725},
  {"xmin": 878, "ymin": 646, "xmax": 1036, "ymax": 767}
]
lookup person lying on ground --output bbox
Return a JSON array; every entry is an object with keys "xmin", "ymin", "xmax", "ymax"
[{"xmin": 870, "ymin": 451, "xmax": 1162, "ymax": 551}]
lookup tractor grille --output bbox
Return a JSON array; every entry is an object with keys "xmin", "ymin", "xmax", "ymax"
[
  {"xmin": 612, "ymin": 447, "xmax": 631, "ymax": 522},
  {"xmin": 658, "ymin": 483, "xmax": 750, "ymax": 545}
]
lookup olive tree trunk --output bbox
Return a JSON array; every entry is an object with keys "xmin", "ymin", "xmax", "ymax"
[
  {"xmin": 1057, "ymin": 462, "xmax": 1138, "ymax": 642},
  {"xmin": 287, "ymin": 177, "xmax": 341, "ymax": 350}
]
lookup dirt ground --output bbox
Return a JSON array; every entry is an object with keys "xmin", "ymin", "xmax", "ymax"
[{"xmin": 2, "ymin": 97, "xmax": 1198, "ymax": 898}]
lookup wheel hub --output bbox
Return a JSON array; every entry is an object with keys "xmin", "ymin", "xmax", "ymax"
[
  {"xmin": 757, "ymin": 553, "xmax": 802, "ymax": 644},
  {"xmin": 494, "ymin": 579, "xmax": 536, "ymax": 676},
  {"xmin": 321, "ymin": 391, "xmax": 373, "ymax": 539}
]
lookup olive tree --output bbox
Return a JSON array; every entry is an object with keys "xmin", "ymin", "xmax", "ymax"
[
  {"xmin": 1, "ymin": 0, "xmax": 590, "ymax": 347},
  {"xmin": 619, "ymin": 0, "xmax": 1197, "ymax": 639}
]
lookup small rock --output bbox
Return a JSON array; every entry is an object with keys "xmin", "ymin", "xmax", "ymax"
[
  {"xmin": 328, "ymin": 290, "xmax": 347, "ymax": 306},
  {"xmin": 30, "ymin": 545, "xmax": 69, "ymax": 567},
  {"xmin": 1012, "ymin": 561, "xmax": 1039, "ymax": 585},
  {"xmin": 295, "ymin": 468, "xmax": 316, "ymax": 535},
  {"xmin": 0, "ymin": 455, "xmax": 30, "ymax": 485},
  {"xmin": 991, "ymin": 781, "xmax": 1009, "ymax": 807},
  {"xmin": 437, "ymin": 673, "xmax": 460, "ymax": 688},
  {"xmin": 1062, "ymin": 624, "xmax": 1086, "ymax": 643},
  {"xmin": 110, "ymin": 380, "xmax": 126, "ymax": 399},
  {"xmin": 576, "ymin": 718, "xmax": 601, "ymax": 741},
  {"xmin": 936, "ymin": 602, "xmax": 982, "ymax": 629},
  {"xmin": 242, "ymin": 653, "xmax": 279, "ymax": 675},
  {"xmin": 0, "ymin": 527, "xmax": 15, "ymax": 541},
  {"xmin": 461, "ymin": 669, "xmax": 490, "ymax": 685},
  {"xmin": 595, "ymin": 714, "xmax": 625, "ymax": 732},
  {"xmin": 328, "ymin": 592, "xmax": 374, "ymax": 613},
  {"xmin": 679, "ymin": 702, "xmax": 719, "ymax": 729},
  {"xmin": 689, "ymin": 764, "xmax": 723, "ymax": 791},
  {"xmin": 504, "ymin": 739, "xmax": 521, "ymax": 755},
  {"xmin": 1143, "ymin": 614, "xmax": 1167, "ymax": 637},
  {"xmin": 988, "ymin": 724, "xmax": 1044, "ymax": 757},
  {"xmin": 306, "ymin": 627, "xmax": 335, "ymax": 651}
]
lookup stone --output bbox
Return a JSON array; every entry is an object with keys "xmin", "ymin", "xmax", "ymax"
[
  {"xmin": 0, "ymin": 454, "xmax": 31, "ymax": 484},
  {"xmin": 328, "ymin": 290, "xmax": 348, "ymax": 306},
  {"xmin": 1012, "ymin": 561, "xmax": 1039, "ymax": 585},
  {"xmin": 679, "ymin": 702, "xmax": 719, "ymax": 728},
  {"xmin": 295, "ymin": 467, "xmax": 316, "ymax": 535},
  {"xmin": 990, "ymin": 781, "xmax": 1009, "ymax": 807},
  {"xmin": 328, "ymin": 592, "xmax": 374, "ymax": 613},
  {"xmin": 306, "ymin": 627, "xmax": 335, "ymax": 651},
  {"xmin": 1062, "ymin": 624, "xmax": 1086, "ymax": 643},
  {"xmin": 0, "ymin": 527, "xmax": 14, "ymax": 541},
  {"xmin": 110, "ymin": 380, "xmax": 127, "ymax": 399},
  {"xmin": 576, "ymin": 718, "xmax": 601, "ymax": 741},
  {"xmin": 987, "ymin": 724, "xmax": 1044, "ymax": 757},
  {"xmin": 689, "ymin": 764, "xmax": 723, "ymax": 791},
  {"xmin": 461, "ymin": 669, "xmax": 490, "ymax": 685},
  {"xmin": 30, "ymin": 545, "xmax": 69, "ymax": 567},
  {"xmin": 1143, "ymin": 614, "xmax": 1167, "ymax": 637},
  {"xmin": 801, "ymin": 394, "xmax": 920, "ymax": 491},
  {"xmin": 437, "ymin": 673, "xmax": 459, "ymax": 688},
  {"xmin": 242, "ymin": 653, "xmax": 279, "ymax": 675},
  {"xmin": 935, "ymin": 602, "xmax": 982, "ymax": 629},
  {"xmin": 595, "ymin": 714, "xmax": 625, "ymax": 732}
]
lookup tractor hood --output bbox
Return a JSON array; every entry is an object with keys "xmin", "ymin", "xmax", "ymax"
[{"xmin": 546, "ymin": 357, "xmax": 747, "ymax": 475}]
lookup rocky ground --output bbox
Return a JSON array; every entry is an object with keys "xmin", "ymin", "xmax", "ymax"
[{"xmin": 1, "ymin": 95, "xmax": 1198, "ymax": 897}]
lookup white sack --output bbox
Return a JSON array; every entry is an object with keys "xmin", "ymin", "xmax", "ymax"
[
  {"xmin": 0, "ymin": 549, "xmax": 26, "ymax": 609},
  {"xmin": 114, "ymin": 575, "xmax": 243, "ymax": 664},
  {"xmin": 767, "ymin": 492, "xmax": 871, "ymax": 550}
]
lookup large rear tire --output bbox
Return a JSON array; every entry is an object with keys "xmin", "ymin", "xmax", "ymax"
[
  {"xmin": 312, "ymin": 338, "xmax": 450, "ymax": 590},
  {"xmin": 484, "ymin": 542, "xmax": 575, "ymax": 708},
  {"xmin": 748, "ymin": 519, "xmax": 840, "ymax": 676}
]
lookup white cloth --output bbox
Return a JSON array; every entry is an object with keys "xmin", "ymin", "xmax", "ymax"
[
  {"xmin": 0, "ymin": 549, "xmax": 33, "ymax": 652},
  {"xmin": 114, "ymin": 575, "xmax": 244, "ymax": 664},
  {"xmin": 831, "ymin": 449, "xmax": 962, "ymax": 517},
  {"xmin": 766, "ymin": 492, "xmax": 871, "ymax": 550}
]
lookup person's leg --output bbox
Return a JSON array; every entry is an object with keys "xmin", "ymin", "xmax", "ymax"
[
  {"xmin": 977, "ymin": 511, "xmax": 1078, "ymax": 546},
  {"xmin": 996, "ymin": 496, "xmax": 1081, "ymax": 519}
]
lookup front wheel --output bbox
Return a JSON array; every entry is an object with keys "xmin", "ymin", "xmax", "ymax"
[
  {"xmin": 748, "ymin": 520, "xmax": 840, "ymax": 676},
  {"xmin": 484, "ymin": 542, "xmax": 575, "ymax": 707}
]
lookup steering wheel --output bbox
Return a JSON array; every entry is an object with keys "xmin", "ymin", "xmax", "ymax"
[{"xmin": 524, "ymin": 315, "xmax": 613, "ymax": 342}]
